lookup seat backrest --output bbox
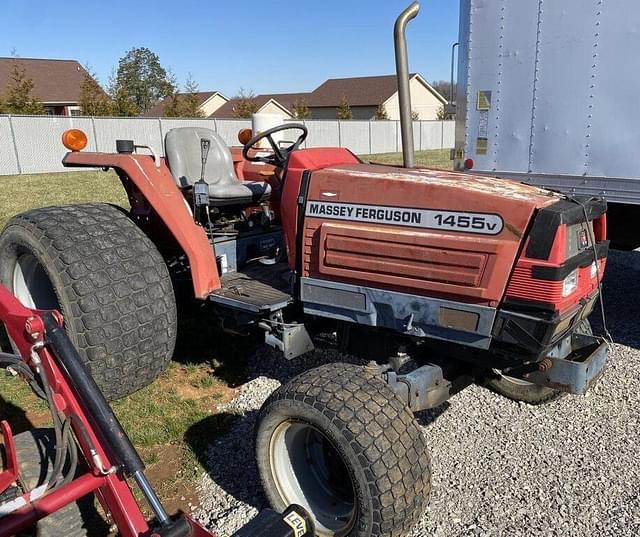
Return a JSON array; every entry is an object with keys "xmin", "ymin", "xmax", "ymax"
[{"xmin": 164, "ymin": 127, "xmax": 238, "ymax": 188}]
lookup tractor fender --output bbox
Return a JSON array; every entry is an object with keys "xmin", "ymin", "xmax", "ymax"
[{"xmin": 63, "ymin": 151, "xmax": 219, "ymax": 298}]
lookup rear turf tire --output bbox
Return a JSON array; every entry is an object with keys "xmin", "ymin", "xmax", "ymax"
[
  {"xmin": 487, "ymin": 320, "xmax": 593, "ymax": 405},
  {"xmin": 0, "ymin": 204, "xmax": 177, "ymax": 400},
  {"xmin": 255, "ymin": 363, "xmax": 431, "ymax": 537},
  {"xmin": 14, "ymin": 428, "xmax": 109, "ymax": 537}
]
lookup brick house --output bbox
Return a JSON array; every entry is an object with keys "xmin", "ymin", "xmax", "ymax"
[{"xmin": 0, "ymin": 57, "xmax": 102, "ymax": 116}]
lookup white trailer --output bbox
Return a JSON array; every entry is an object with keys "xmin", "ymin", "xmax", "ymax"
[{"xmin": 454, "ymin": 0, "xmax": 640, "ymax": 247}]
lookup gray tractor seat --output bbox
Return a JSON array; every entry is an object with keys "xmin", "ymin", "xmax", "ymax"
[{"xmin": 164, "ymin": 127, "xmax": 271, "ymax": 206}]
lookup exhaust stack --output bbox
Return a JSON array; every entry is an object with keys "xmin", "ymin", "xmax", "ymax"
[{"xmin": 394, "ymin": 1, "xmax": 420, "ymax": 168}]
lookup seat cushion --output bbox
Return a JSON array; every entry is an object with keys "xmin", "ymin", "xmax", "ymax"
[
  {"xmin": 165, "ymin": 127, "xmax": 271, "ymax": 206},
  {"xmin": 208, "ymin": 180, "xmax": 272, "ymax": 206}
]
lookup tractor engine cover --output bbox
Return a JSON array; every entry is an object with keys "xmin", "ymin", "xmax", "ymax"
[{"xmin": 282, "ymin": 151, "xmax": 567, "ymax": 350}]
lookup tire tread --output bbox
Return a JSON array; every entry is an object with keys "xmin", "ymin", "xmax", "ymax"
[{"xmin": 0, "ymin": 204, "xmax": 176, "ymax": 399}]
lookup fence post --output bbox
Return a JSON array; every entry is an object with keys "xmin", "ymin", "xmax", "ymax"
[
  {"xmin": 91, "ymin": 117, "xmax": 99, "ymax": 152},
  {"xmin": 302, "ymin": 120, "xmax": 307, "ymax": 149},
  {"xmin": 441, "ymin": 121, "xmax": 445, "ymax": 150},
  {"xmin": 158, "ymin": 117, "xmax": 164, "ymax": 152},
  {"xmin": 8, "ymin": 115, "xmax": 22, "ymax": 175},
  {"xmin": 368, "ymin": 121, "xmax": 372, "ymax": 155},
  {"xmin": 337, "ymin": 120, "xmax": 342, "ymax": 147}
]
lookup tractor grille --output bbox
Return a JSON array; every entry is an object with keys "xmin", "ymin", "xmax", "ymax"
[{"xmin": 303, "ymin": 222, "xmax": 503, "ymax": 300}]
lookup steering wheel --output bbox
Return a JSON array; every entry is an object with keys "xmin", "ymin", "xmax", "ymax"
[{"xmin": 242, "ymin": 123, "xmax": 308, "ymax": 168}]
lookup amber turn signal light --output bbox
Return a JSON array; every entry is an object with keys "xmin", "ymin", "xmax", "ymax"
[
  {"xmin": 62, "ymin": 129, "xmax": 88, "ymax": 152},
  {"xmin": 238, "ymin": 128, "xmax": 253, "ymax": 145}
]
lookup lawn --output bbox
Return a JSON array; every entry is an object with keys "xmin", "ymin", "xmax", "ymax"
[
  {"xmin": 360, "ymin": 148, "xmax": 453, "ymax": 169},
  {"xmin": 0, "ymin": 169, "xmax": 127, "ymax": 228},
  {"xmin": 0, "ymin": 148, "xmax": 451, "ymax": 515}
]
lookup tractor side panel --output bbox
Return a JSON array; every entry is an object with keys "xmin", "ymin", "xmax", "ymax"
[
  {"xmin": 282, "ymin": 149, "xmax": 362, "ymax": 270},
  {"xmin": 300, "ymin": 164, "xmax": 554, "ymax": 306}
]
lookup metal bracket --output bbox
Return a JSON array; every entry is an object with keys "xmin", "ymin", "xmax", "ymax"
[
  {"xmin": 261, "ymin": 313, "xmax": 314, "ymax": 360},
  {"xmin": 383, "ymin": 359, "xmax": 473, "ymax": 412}
]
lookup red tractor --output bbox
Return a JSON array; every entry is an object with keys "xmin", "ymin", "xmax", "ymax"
[{"xmin": 0, "ymin": 4, "xmax": 609, "ymax": 536}]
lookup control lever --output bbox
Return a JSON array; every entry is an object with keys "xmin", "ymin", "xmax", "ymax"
[{"xmin": 193, "ymin": 138, "xmax": 211, "ymax": 226}]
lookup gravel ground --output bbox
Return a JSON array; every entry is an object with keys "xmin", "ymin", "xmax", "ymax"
[{"xmin": 195, "ymin": 250, "xmax": 640, "ymax": 537}]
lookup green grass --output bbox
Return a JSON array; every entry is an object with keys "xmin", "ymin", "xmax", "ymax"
[
  {"xmin": 0, "ymin": 170, "xmax": 127, "ymax": 229},
  {"xmin": 360, "ymin": 148, "xmax": 452, "ymax": 169}
]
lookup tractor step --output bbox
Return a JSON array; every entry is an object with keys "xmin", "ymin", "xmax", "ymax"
[{"xmin": 209, "ymin": 262, "xmax": 293, "ymax": 313}]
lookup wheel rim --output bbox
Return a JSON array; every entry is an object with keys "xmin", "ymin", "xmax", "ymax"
[
  {"xmin": 269, "ymin": 420, "xmax": 356, "ymax": 537},
  {"xmin": 491, "ymin": 368, "xmax": 533, "ymax": 386},
  {"xmin": 12, "ymin": 253, "xmax": 60, "ymax": 310}
]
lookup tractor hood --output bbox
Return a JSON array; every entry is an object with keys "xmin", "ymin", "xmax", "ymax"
[
  {"xmin": 308, "ymin": 163, "xmax": 561, "ymax": 240},
  {"xmin": 298, "ymin": 162, "xmax": 564, "ymax": 305}
]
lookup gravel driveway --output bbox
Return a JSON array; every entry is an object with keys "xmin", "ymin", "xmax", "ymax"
[{"xmin": 195, "ymin": 250, "xmax": 640, "ymax": 537}]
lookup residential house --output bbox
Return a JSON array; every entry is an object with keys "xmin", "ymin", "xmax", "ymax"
[
  {"xmin": 0, "ymin": 57, "xmax": 100, "ymax": 116},
  {"xmin": 209, "ymin": 93, "xmax": 309, "ymax": 119},
  {"xmin": 306, "ymin": 74, "xmax": 447, "ymax": 120},
  {"xmin": 144, "ymin": 91, "xmax": 229, "ymax": 117},
  {"xmin": 145, "ymin": 74, "xmax": 446, "ymax": 120}
]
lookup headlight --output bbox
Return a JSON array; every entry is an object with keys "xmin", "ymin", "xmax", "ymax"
[
  {"xmin": 562, "ymin": 269, "xmax": 579, "ymax": 297},
  {"xmin": 590, "ymin": 261, "xmax": 598, "ymax": 280}
]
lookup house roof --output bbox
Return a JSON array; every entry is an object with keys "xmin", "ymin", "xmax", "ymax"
[
  {"xmin": 144, "ymin": 91, "xmax": 223, "ymax": 117},
  {"xmin": 209, "ymin": 93, "xmax": 303, "ymax": 118},
  {"xmin": 307, "ymin": 73, "xmax": 447, "ymax": 107},
  {"xmin": 254, "ymin": 92, "xmax": 311, "ymax": 112},
  {"xmin": 0, "ymin": 57, "xmax": 96, "ymax": 104}
]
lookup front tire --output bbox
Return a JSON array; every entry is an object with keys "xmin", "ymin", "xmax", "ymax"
[
  {"xmin": 487, "ymin": 320, "xmax": 593, "ymax": 405},
  {"xmin": 14, "ymin": 429, "xmax": 109, "ymax": 537},
  {"xmin": 0, "ymin": 204, "xmax": 177, "ymax": 400},
  {"xmin": 255, "ymin": 363, "xmax": 430, "ymax": 537}
]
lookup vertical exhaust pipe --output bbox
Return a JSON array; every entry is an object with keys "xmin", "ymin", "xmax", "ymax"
[
  {"xmin": 394, "ymin": 1, "xmax": 420, "ymax": 168},
  {"xmin": 448, "ymin": 42, "xmax": 459, "ymax": 116}
]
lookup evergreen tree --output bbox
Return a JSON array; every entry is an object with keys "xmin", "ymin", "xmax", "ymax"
[
  {"xmin": 3, "ymin": 63, "xmax": 44, "ymax": 114},
  {"xmin": 436, "ymin": 104, "xmax": 448, "ymax": 120},
  {"xmin": 180, "ymin": 75, "xmax": 204, "ymax": 117},
  {"xmin": 375, "ymin": 102, "xmax": 389, "ymax": 120},
  {"xmin": 163, "ymin": 75, "xmax": 205, "ymax": 118},
  {"xmin": 336, "ymin": 96, "xmax": 352, "ymax": 120},
  {"xmin": 291, "ymin": 98, "xmax": 311, "ymax": 119},
  {"xmin": 110, "ymin": 47, "xmax": 175, "ymax": 115},
  {"xmin": 79, "ymin": 67, "xmax": 113, "ymax": 116},
  {"xmin": 233, "ymin": 88, "xmax": 260, "ymax": 118},
  {"xmin": 108, "ymin": 70, "xmax": 139, "ymax": 116}
]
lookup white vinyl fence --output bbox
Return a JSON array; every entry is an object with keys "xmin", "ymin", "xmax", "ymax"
[{"xmin": 0, "ymin": 115, "xmax": 455, "ymax": 176}]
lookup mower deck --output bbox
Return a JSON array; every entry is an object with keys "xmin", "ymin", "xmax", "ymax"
[{"xmin": 209, "ymin": 262, "xmax": 293, "ymax": 313}]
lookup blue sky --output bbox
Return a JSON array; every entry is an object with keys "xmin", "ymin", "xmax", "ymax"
[{"xmin": 1, "ymin": 0, "xmax": 460, "ymax": 96}]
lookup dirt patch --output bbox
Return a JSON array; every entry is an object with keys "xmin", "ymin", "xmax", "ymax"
[
  {"xmin": 142, "ymin": 443, "xmax": 200, "ymax": 516},
  {"xmin": 157, "ymin": 366, "xmax": 236, "ymax": 406}
]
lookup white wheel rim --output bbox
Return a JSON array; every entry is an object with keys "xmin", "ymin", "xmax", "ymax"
[
  {"xmin": 12, "ymin": 253, "xmax": 60, "ymax": 310},
  {"xmin": 491, "ymin": 368, "xmax": 533, "ymax": 386},
  {"xmin": 269, "ymin": 420, "xmax": 356, "ymax": 537}
]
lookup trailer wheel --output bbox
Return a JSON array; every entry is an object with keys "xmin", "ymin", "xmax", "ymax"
[
  {"xmin": 0, "ymin": 204, "xmax": 177, "ymax": 400},
  {"xmin": 255, "ymin": 363, "xmax": 430, "ymax": 537},
  {"xmin": 14, "ymin": 428, "xmax": 109, "ymax": 537},
  {"xmin": 487, "ymin": 320, "xmax": 592, "ymax": 405}
]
